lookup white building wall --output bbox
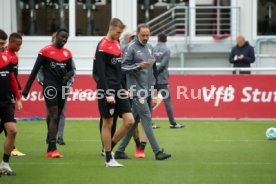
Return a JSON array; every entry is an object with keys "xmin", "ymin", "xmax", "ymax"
[
  {"xmin": 0, "ymin": 0, "xmax": 13, "ymax": 33},
  {"xmin": 112, "ymin": 0, "xmax": 137, "ymax": 32},
  {"xmin": 0, "ymin": 0, "xmax": 265, "ymax": 74},
  {"xmin": 0, "ymin": 0, "xmax": 138, "ymax": 74},
  {"xmin": 236, "ymin": 0, "xmax": 255, "ymax": 44},
  {"xmin": 18, "ymin": 37, "xmax": 100, "ymax": 74}
]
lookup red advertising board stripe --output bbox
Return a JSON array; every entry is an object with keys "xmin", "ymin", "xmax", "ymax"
[{"xmin": 18, "ymin": 75, "xmax": 276, "ymax": 119}]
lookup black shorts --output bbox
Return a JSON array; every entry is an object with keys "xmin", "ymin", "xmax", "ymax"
[
  {"xmin": 43, "ymin": 87, "xmax": 66, "ymax": 108},
  {"xmin": 0, "ymin": 104, "xmax": 16, "ymax": 127},
  {"xmin": 98, "ymin": 95, "xmax": 131, "ymax": 119}
]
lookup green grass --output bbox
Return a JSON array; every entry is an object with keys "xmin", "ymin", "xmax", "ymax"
[{"xmin": 1, "ymin": 120, "xmax": 276, "ymax": 184}]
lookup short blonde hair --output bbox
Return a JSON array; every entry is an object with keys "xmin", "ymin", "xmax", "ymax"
[{"xmin": 109, "ymin": 18, "xmax": 126, "ymax": 30}]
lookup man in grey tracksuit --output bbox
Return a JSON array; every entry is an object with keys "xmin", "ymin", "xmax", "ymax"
[
  {"xmin": 37, "ymin": 60, "xmax": 76, "ymax": 145},
  {"xmin": 153, "ymin": 33, "xmax": 184, "ymax": 128},
  {"xmin": 115, "ymin": 24, "xmax": 171, "ymax": 160}
]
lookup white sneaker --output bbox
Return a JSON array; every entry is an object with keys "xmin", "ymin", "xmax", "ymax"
[
  {"xmin": 105, "ymin": 159, "xmax": 123, "ymax": 167},
  {"xmin": 170, "ymin": 123, "xmax": 185, "ymax": 128},
  {"xmin": 0, "ymin": 161, "xmax": 15, "ymax": 176},
  {"xmin": 11, "ymin": 148, "xmax": 26, "ymax": 156},
  {"xmin": 152, "ymin": 124, "xmax": 160, "ymax": 129}
]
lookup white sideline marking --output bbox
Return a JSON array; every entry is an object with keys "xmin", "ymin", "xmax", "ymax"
[
  {"xmin": 202, "ymin": 162, "xmax": 276, "ymax": 165},
  {"xmin": 12, "ymin": 162, "xmax": 276, "ymax": 166},
  {"xmin": 68, "ymin": 139, "xmax": 272, "ymax": 143},
  {"xmin": 69, "ymin": 139, "xmax": 100, "ymax": 142},
  {"xmin": 12, "ymin": 163, "xmax": 72, "ymax": 165},
  {"xmin": 214, "ymin": 140, "xmax": 268, "ymax": 142}
]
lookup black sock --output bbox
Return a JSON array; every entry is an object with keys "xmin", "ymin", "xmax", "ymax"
[
  {"xmin": 46, "ymin": 135, "xmax": 49, "ymax": 144},
  {"xmin": 139, "ymin": 141, "xmax": 147, "ymax": 151},
  {"xmin": 3, "ymin": 153, "xmax": 10, "ymax": 163},
  {"xmin": 48, "ymin": 140, "xmax": 57, "ymax": 152},
  {"xmin": 134, "ymin": 138, "xmax": 140, "ymax": 147},
  {"xmin": 111, "ymin": 141, "xmax": 116, "ymax": 151},
  {"xmin": 105, "ymin": 151, "xmax": 112, "ymax": 162}
]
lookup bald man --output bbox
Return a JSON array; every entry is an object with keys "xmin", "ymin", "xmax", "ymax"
[
  {"xmin": 229, "ymin": 35, "xmax": 255, "ymax": 74},
  {"xmin": 121, "ymin": 32, "xmax": 136, "ymax": 55}
]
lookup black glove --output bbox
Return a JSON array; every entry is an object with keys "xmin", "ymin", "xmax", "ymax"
[{"xmin": 63, "ymin": 76, "xmax": 69, "ymax": 85}]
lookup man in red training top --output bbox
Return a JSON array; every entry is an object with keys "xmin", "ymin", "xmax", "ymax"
[
  {"xmin": 0, "ymin": 29, "xmax": 23, "ymax": 176},
  {"xmin": 93, "ymin": 18, "xmax": 135, "ymax": 167},
  {"xmin": 4, "ymin": 32, "xmax": 25, "ymax": 156},
  {"xmin": 22, "ymin": 28, "xmax": 74, "ymax": 158}
]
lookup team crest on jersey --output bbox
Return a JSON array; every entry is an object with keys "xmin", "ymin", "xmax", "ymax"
[
  {"xmin": 63, "ymin": 51, "xmax": 68, "ymax": 57},
  {"xmin": 109, "ymin": 108, "xmax": 115, "ymax": 116},
  {"xmin": 1, "ymin": 55, "xmax": 8, "ymax": 62},
  {"xmin": 138, "ymin": 98, "xmax": 145, "ymax": 104},
  {"xmin": 50, "ymin": 62, "xmax": 56, "ymax": 68}
]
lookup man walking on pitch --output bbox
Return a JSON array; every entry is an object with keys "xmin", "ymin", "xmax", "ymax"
[
  {"xmin": 115, "ymin": 24, "xmax": 171, "ymax": 160},
  {"xmin": 153, "ymin": 33, "xmax": 184, "ymax": 128},
  {"xmin": 4, "ymin": 33, "xmax": 26, "ymax": 156},
  {"xmin": 93, "ymin": 18, "xmax": 134, "ymax": 167},
  {"xmin": 0, "ymin": 29, "xmax": 23, "ymax": 176},
  {"xmin": 22, "ymin": 28, "xmax": 74, "ymax": 158}
]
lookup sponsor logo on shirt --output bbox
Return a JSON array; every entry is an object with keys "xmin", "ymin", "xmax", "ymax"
[
  {"xmin": 136, "ymin": 50, "xmax": 144, "ymax": 56},
  {"xmin": 154, "ymin": 51, "xmax": 164, "ymax": 56},
  {"xmin": 56, "ymin": 62, "xmax": 67, "ymax": 68},
  {"xmin": 0, "ymin": 71, "xmax": 9, "ymax": 77},
  {"xmin": 111, "ymin": 58, "xmax": 122, "ymax": 64},
  {"xmin": 50, "ymin": 61, "xmax": 67, "ymax": 68},
  {"xmin": 50, "ymin": 62, "xmax": 56, "ymax": 68}
]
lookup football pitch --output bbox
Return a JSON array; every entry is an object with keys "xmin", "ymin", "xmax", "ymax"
[{"xmin": 1, "ymin": 120, "xmax": 276, "ymax": 184}]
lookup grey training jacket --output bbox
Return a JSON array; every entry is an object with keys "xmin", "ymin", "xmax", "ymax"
[
  {"xmin": 153, "ymin": 42, "xmax": 170, "ymax": 85},
  {"xmin": 122, "ymin": 38, "xmax": 156, "ymax": 98}
]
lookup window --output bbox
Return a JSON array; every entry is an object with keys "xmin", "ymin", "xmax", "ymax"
[
  {"xmin": 75, "ymin": 0, "xmax": 111, "ymax": 36},
  {"xmin": 137, "ymin": 0, "xmax": 188, "ymax": 24},
  {"xmin": 258, "ymin": 0, "xmax": 276, "ymax": 35},
  {"xmin": 16, "ymin": 0, "xmax": 111, "ymax": 36},
  {"xmin": 138, "ymin": 0, "xmax": 189, "ymax": 36},
  {"xmin": 18, "ymin": 0, "xmax": 69, "ymax": 36},
  {"xmin": 195, "ymin": 0, "xmax": 231, "ymax": 36}
]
